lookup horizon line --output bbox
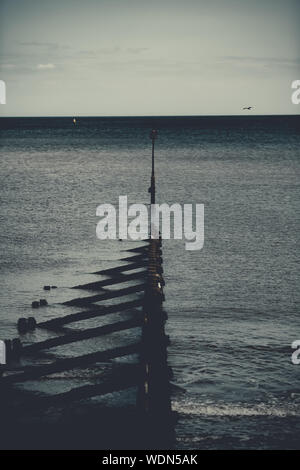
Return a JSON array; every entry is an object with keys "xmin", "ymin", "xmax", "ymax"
[{"xmin": 0, "ymin": 113, "xmax": 299, "ymax": 119}]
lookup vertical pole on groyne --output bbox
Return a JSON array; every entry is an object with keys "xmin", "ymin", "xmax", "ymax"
[
  {"xmin": 137, "ymin": 130, "xmax": 175, "ymax": 447},
  {"xmin": 149, "ymin": 129, "xmax": 157, "ymax": 205}
]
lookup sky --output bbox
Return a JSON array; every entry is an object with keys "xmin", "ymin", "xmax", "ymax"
[{"xmin": 0, "ymin": 0, "xmax": 299, "ymax": 116}]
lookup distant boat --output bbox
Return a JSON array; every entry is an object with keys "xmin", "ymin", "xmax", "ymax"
[{"xmin": 73, "ymin": 118, "xmax": 77, "ymax": 125}]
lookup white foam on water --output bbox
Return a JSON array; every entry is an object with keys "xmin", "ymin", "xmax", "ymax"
[{"xmin": 172, "ymin": 400, "xmax": 300, "ymax": 417}]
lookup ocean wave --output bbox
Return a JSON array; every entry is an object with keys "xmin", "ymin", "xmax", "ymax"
[{"xmin": 172, "ymin": 400, "xmax": 300, "ymax": 417}]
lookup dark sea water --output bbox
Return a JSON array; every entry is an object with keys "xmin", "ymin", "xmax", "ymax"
[{"xmin": 0, "ymin": 115, "xmax": 300, "ymax": 449}]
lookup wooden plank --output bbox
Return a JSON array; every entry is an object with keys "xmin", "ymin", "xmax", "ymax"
[
  {"xmin": 22, "ymin": 365, "xmax": 140, "ymax": 409},
  {"xmin": 72, "ymin": 271, "xmax": 147, "ymax": 291},
  {"xmin": 121, "ymin": 244, "xmax": 149, "ymax": 253},
  {"xmin": 63, "ymin": 283, "xmax": 146, "ymax": 307},
  {"xmin": 38, "ymin": 299, "xmax": 144, "ymax": 329},
  {"xmin": 92, "ymin": 261, "xmax": 147, "ymax": 276},
  {"xmin": 22, "ymin": 318, "xmax": 143, "ymax": 354},
  {"xmin": 120, "ymin": 254, "xmax": 148, "ymax": 262},
  {"xmin": 1, "ymin": 343, "xmax": 141, "ymax": 384}
]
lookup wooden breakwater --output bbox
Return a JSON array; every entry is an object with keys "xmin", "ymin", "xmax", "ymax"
[{"xmin": 0, "ymin": 130, "xmax": 177, "ymax": 449}]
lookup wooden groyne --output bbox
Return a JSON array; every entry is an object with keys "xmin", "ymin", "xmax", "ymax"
[
  {"xmin": 0, "ymin": 130, "xmax": 176, "ymax": 449},
  {"xmin": 38, "ymin": 298, "xmax": 143, "ymax": 330}
]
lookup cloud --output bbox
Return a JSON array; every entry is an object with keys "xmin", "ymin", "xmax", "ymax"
[
  {"xmin": 221, "ymin": 56, "xmax": 300, "ymax": 68},
  {"xmin": 0, "ymin": 62, "xmax": 57, "ymax": 73},
  {"xmin": 18, "ymin": 41, "xmax": 59, "ymax": 50},
  {"xmin": 78, "ymin": 47, "xmax": 120, "ymax": 56},
  {"xmin": 0, "ymin": 64, "xmax": 16, "ymax": 69},
  {"xmin": 78, "ymin": 46, "xmax": 149, "ymax": 57},
  {"xmin": 37, "ymin": 63, "xmax": 56, "ymax": 70},
  {"xmin": 126, "ymin": 47, "xmax": 149, "ymax": 54}
]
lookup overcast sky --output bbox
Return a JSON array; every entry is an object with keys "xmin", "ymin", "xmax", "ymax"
[{"xmin": 0, "ymin": 0, "xmax": 299, "ymax": 116}]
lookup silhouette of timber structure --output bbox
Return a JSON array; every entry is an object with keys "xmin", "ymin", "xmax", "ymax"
[{"xmin": 0, "ymin": 130, "xmax": 176, "ymax": 449}]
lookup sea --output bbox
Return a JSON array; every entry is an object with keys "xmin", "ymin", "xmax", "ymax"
[{"xmin": 0, "ymin": 115, "xmax": 299, "ymax": 449}]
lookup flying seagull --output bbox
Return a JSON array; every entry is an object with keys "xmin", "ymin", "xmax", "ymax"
[{"xmin": 242, "ymin": 106, "xmax": 254, "ymax": 110}]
